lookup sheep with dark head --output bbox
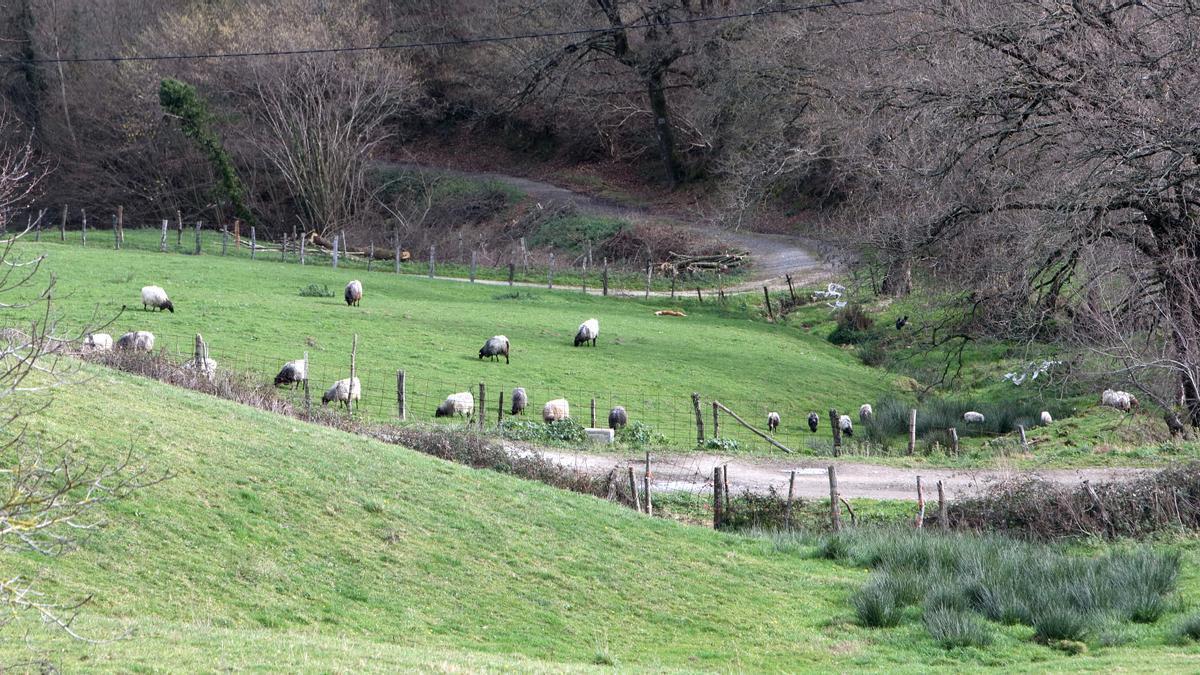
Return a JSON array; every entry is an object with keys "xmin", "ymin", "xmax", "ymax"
[
  {"xmin": 807, "ymin": 412, "xmax": 819, "ymax": 433},
  {"xmin": 274, "ymin": 359, "xmax": 307, "ymax": 389},
  {"xmin": 116, "ymin": 331, "xmax": 155, "ymax": 351},
  {"xmin": 839, "ymin": 415, "xmax": 854, "ymax": 437},
  {"xmin": 141, "ymin": 285, "xmax": 174, "ymax": 313},
  {"xmin": 344, "ymin": 280, "xmax": 363, "ymax": 306},
  {"xmin": 859, "ymin": 404, "xmax": 873, "ymax": 423},
  {"xmin": 574, "ymin": 318, "xmax": 600, "ymax": 347},
  {"xmin": 321, "ymin": 377, "xmax": 361, "ymax": 408},
  {"xmin": 479, "ymin": 335, "xmax": 510, "ymax": 364},
  {"xmin": 510, "ymin": 387, "xmax": 528, "ymax": 415},
  {"xmin": 767, "ymin": 411, "xmax": 781, "ymax": 432},
  {"xmin": 608, "ymin": 406, "xmax": 628, "ymax": 430},
  {"xmin": 435, "ymin": 392, "xmax": 474, "ymax": 418}
]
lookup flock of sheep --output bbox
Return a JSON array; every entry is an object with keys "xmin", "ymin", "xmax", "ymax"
[{"xmin": 80, "ymin": 280, "xmax": 1142, "ymax": 442}]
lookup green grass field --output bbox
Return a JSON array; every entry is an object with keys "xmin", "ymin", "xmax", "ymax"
[
  {"xmin": 12, "ymin": 238, "xmax": 895, "ymax": 452},
  {"xmin": 7, "ymin": 366, "xmax": 1200, "ymax": 671}
]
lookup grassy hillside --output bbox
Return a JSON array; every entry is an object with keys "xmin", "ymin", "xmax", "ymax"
[
  {"xmin": 6, "ymin": 366, "xmax": 1200, "ymax": 671},
  {"xmin": 13, "ymin": 238, "xmax": 896, "ymax": 451}
]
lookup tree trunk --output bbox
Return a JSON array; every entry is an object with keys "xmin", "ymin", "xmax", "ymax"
[
  {"xmin": 881, "ymin": 257, "xmax": 913, "ymax": 297},
  {"xmin": 645, "ymin": 69, "xmax": 685, "ymax": 188}
]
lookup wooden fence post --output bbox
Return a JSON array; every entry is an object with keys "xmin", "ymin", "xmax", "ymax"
[
  {"xmin": 520, "ymin": 237, "xmax": 528, "ymax": 274},
  {"xmin": 829, "ymin": 408, "xmax": 842, "ymax": 456},
  {"xmin": 590, "ymin": 398, "xmax": 597, "ymax": 428},
  {"xmin": 937, "ymin": 480, "xmax": 947, "ymax": 531},
  {"xmin": 428, "ymin": 245, "xmax": 435, "ymax": 278},
  {"xmin": 282, "ymin": 234, "xmax": 288, "ymax": 262},
  {"xmin": 949, "ymin": 427, "xmax": 959, "ymax": 455},
  {"xmin": 59, "ymin": 204, "xmax": 67, "ymax": 242},
  {"xmin": 498, "ymin": 391, "xmax": 505, "ymax": 424},
  {"xmin": 696, "ymin": 287, "xmax": 703, "ymax": 303},
  {"xmin": 367, "ymin": 243, "xmax": 374, "ymax": 272},
  {"xmin": 80, "ymin": 208, "xmax": 87, "ymax": 245},
  {"xmin": 1018, "ymin": 424, "xmax": 1029, "ymax": 451},
  {"xmin": 234, "ymin": 218, "xmax": 241, "ymax": 248},
  {"xmin": 394, "ymin": 232, "xmax": 401, "ymax": 274},
  {"xmin": 630, "ymin": 466, "xmax": 642, "ymax": 513},
  {"xmin": 478, "ymin": 382, "xmax": 486, "ymax": 432},
  {"xmin": 603, "ymin": 258, "xmax": 609, "ymax": 296},
  {"xmin": 907, "ymin": 408, "xmax": 917, "ymax": 455},
  {"xmin": 786, "ymin": 274, "xmax": 796, "ymax": 302},
  {"xmin": 194, "ymin": 222, "xmax": 202, "ymax": 255},
  {"xmin": 300, "ymin": 235, "xmax": 306, "ymax": 265},
  {"xmin": 348, "ymin": 334, "xmax": 358, "ymax": 414},
  {"xmin": 723, "ymin": 464, "xmax": 732, "ymax": 517},
  {"xmin": 712, "ymin": 401, "xmax": 720, "ymax": 438},
  {"xmin": 548, "ymin": 252, "xmax": 555, "ymax": 289},
  {"xmin": 117, "ymin": 205, "xmax": 124, "ymax": 247},
  {"xmin": 718, "ymin": 273, "xmax": 725, "ymax": 303},
  {"xmin": 581, "ymin": 258, "xmax": 587, "ymax": 294},
  {"xmin": 470, "ymin": 250, "xmax": 477, "ymax": 282},
  {"xmin": 161, "ymin": 219, "xmax": 168, "ymax": 252},
  {"xmin": 670, "ymin": 274, "xmax": 676, "ymax": 298},
  {"xmin": 713, "ymin": 466, "xmax": 723, "ymax": 528},
  {"xmin": 112, "ymin": 214, "xmax": 118, "ymax": 249},
  {"xmin": 645, "ymin": 262, "xmax": 652, "ymax": 299},
  {"xmin": 828, "ymin": 465, "xmax": 842, "ymax": 532},
  {"xmin": 302, "ymin": 351, "xmax": 312, "ymax": 418},
  {"xmin": 250, "ymin": 226, "xmax": 257, "ymax": 259},
  {"xmin": 332, "ymin": 235, "xmax": 339, "ymax": 268},
  {"xmin": 221, "ymin": 225, "xmax": 228, "ymax": 255},
  {"xmin": 34, "ymin": 209, "xmax": 42, "ymax": 241},
  {"xmin": 176, "ymin": 210, "xmax": 183, "ymax": 247},
  {"xmin": 785, "ymin": 470, "xmax": 796, "ymax": 529},
  {"xmin": 915, "ymin": 476, "xmax": 925, "ymax": 529},
  {"xmin": 396, "ymin": 370, "xmax": 406, "ymax": 421},
  {"xmin": 691, "ymin": 392, "xmax": 705, "ymax": 445},
  {"xmin": 763, "ymin": 286, "xmax": 774, "ymax": 320},
  {"xmin": 644, "ymin": 452, "xmax": 653, "ymax": 517}
]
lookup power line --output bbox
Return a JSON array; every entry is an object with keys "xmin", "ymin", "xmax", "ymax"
[{"xmin": 19, "ymin": 0, "xmax": 870, "ymax": 65}]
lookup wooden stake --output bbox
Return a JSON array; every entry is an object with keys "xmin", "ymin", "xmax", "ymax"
[
  {"xmin": 221, "ymin": 225, "xmax": 228, "ymax": 255},
  {"xmin": 394, "ymin": 232, "xmax": 401, "ymax": 273},
  {"xmin": 630, "ymin": 466, "xmax": 642, "ymax": 513},
  {"xmin": 949, "ymin": 427, "xmax": 959, "ymax": 455},
  {"xmin": 696, "ymin": 287, "xmax": 702, "ymax": 303},
  {"xmin": 713, "ymin": 466, "xmax": 723, "ymax": 528},
  {"xmin": 396, "ymin": 370, "xmax": 406, "ymax": 421},
  {"xmin": 176, "ymin": 210, "xmax": 182, "ymax": 247},
  {"xmin": 907, "ymin": 408, "xmax": 917, "ymax": 455},
  {"xmin": 829, "ymin": 409, "xmax": 842, "ymax": 456},
  {"xmin": 915, "ymin": 475, "xmax": 925, "ymax": 529},
  {"xmin": 194, "ymin": 221, "xmax": 202, "ymax": 255},
  {"xmin": 80, "ymin": 208, "xmax": 87, "ymax": 245},
  {"xmin": 602, "ymin": 258, "xmax": 609, "ymax": 296},
  {"xmin": 828, "ymin": 465, "xmax": 842, "ymax": 532},
  {"xmin": 711, "ymin": 401, "xmax": 720, "ymax": 438},
  {"xmin": 1018, "ymin": 424, "xmax": 1029, "ymax": 451},
  {"xmin": 713, "ymin": 401, "xmax": 794, "ymax": 453},
  {"xmin": 428, "ymin": 245, "xmax": 435, "ymax": 278},
  {"xmin": 520, "ymin": 237, "xmax": 528, "ymax": 274},
  {"xmin": 367, "ymin": 243, "xmax": 374, "ymax": 272},
  {"xmin": 581, "ymin": 258, "xmax": 587, "ymax": 294},
  {"xmin": 117, "ymin": 205, "xmax": 124, "ymax": 247},
  {"xmin": 498, "ymin": 391, "xmax": 505, "ymax": 424},
  {"xmin": 785, "ymin": 470, "xmax": 796, "ymax": 529},
  {"xmin": 160, "ymin": 219, "xmax": 169, "ymax": 252},
  {"xmin": 671, "ymin": 274, "xmax": 676, "ymax": 298},
  {"xmin": 590, "ymin": 398, "xmax": 597, "ymax": 428},
  {"xmin": 691, "ymin": 392, "xmax": 705, "ymax": 444},
  {"xmin": 937, "ymin": 480, "xmax": 947, "ymax": 531},
  {"xmin": 548, "ymin": 252, "xmax": 555, "ymax": 289},
  {"xmin": 723, "ymin": 464, "xmax": 731, "ymax": 516},
  {"xmin": 643, "ymin": 452, "xmax": 653, "ymax": 517},
  {"xmin": 763, "ymin": 286, "xmax": 774, "ymax": 320},
  {"xmin": 282, "ymin": 234, "xmax": 288, "ymax": 262},
  {"xmin": 59, "ymin": 203, "xmax": 67, "ymax": 242},
  {"xmin": 786, "ymin": 274, "xmax": 796, "ymax": 302},
  {"xmin": 348, "ymin": 334, "xmax": 357, "ymax": 413},
  {"xmin": 112, "ymin": 214, "xmax": 118, "ymax": 249},
  {"xmin": 1083, "ymin": 480, "xmax": 1111, "ymax": 534},
  {"xmin": 478, "ymin": 382, "xmax": 486, "ymax": 432},
  {"xmin": 250, "ymin": 226, "xmax": 257, "ymax": 259},
  {"xmin": 234, "ymin": 218, "xmax": 241, "ymax": 248},
  {"xmin": 300, "ymin": 235, "xmax": 306, "ymax": 265},
  {"xmin": 332, "ymin": 235, "xmax": 339, "ymax": 268},
  {"xmin": 302, "ymin": 351, "xmax": 312, "ymax": 417},
  {"xmin": 645, "ymin": 262, "xmax": 652, "ymax": 299}
]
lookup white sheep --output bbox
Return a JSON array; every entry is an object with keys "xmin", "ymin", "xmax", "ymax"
[
  {"xmin": 435, "ymin": 391, "xmax": 475, "ymax": 418},
  {"xmin": 767, "ymin": 411, "xmax": 781, "ymax": 432},
  {"xmin": 963, "ymin": 411, "xmax": 986, "ymax": 424},
  {"xmin": 1101, "ymin": 389, "xmax": 1138, "ymax": 412},
  {"xmin": 1040, "ymin": 410, "xmax": 1053, "ymax": 425},
  {"xmin": 859, "ymin": 404, "xmax": 873, "ymax": 423},
  {"xmin": 140, "ymin": 286, "xmax": 174, "ymax": 313},
  {"xmin": 274, "ymin": 359, "xmax": 307, "ymax": 389},
  {"xmin": 321, "ymin": 377, "xmax": 361, "ymax": 408},
  {"xmin": 344, "ymin": 280, "xmax": 363, "ymax": 306},
  {"xmin": 574, "ymin": 318, "xmax": 600, "ymax": 347},
  {"xmin": 82, "ymin": 333, "xmax": 113, "ymax": 351},
  {"xmin": 839, "ymin": 414, "xmax": 854, "ymax": 437},
  {"xmin": 115, "ymin": 331, "xmax": 155, "ymax": 351},
  {"xmin": 543, "ymin": 398, "xmax": 570, "ymax": 423}
]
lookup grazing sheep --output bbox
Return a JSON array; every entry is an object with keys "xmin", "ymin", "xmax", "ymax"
[
  {"xmin": 344, "ymin": 280, "xmax": 363, "ymax": 306},
  {"xmin": 435, "ymin": 391, "xmax": 475, "ymax": 418},
  {"xmin": 839, "ymin": 414, "xmax": 854, "ymax": 437},
  {"xmin": 767, "ymin": 411, "xmax": 781, "ymax": 432},
  {"xmin": 479, "ymin": 335, "xmax": 510, "ymax": 364},
  {"xmin": 1040, "ymin": 410, "xmax": 1053, "ymax": 425},
  {"xmin": 273, "ymin": 359, "xmax": 307, "ymax": 389},
  {"xmin": 608, "ymin": 406, "xmax": 628, "ymax": 430},
  {"xmin": 510, "ymin": 387, "xmax": 528, "ymax": 415},
  {"xmin": 807, "ymin": 412, "xmax": 819, "ymax": 433},
  {"xmin": 574, "ymin": 318, "xmax": 600, "ymax": 347},
  {"xmin": 1101, "ymin": 389, "xmax": 1138, "ymax": 412},
  {"xmin": 115, "ymin": 331, "xmax": 155, "ymax": 351},
  {"xmin": 82, "ymin": 333, "xmax": 113, "ymax": 351},
  {"xmin": 859, "ymin": 404, "xmax": 874, "ymax": 423},
  {"xmin": 542, "ymin": 398, "xmax": 570, "ymax": 423},
  {"xmin": 140, "ymin": 286, "xmax": 174, "ymax": 313},
  {"xmin": 321, "ymin": 377, "xmax": 361, "ymax": 408},
  {"xmin": 963, "ymin": 411, "xmax": 986, "ymax": 424}
]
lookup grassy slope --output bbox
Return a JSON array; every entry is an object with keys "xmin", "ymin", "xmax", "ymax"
[
  {"xmin": 16, "ymin": 239, "xmax": 894, "ymax": 451},
  {"xmin": 5, "ymin": 367, "xmax": 1200, "ymax": 671}
]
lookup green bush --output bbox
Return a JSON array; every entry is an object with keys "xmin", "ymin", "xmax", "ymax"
[
  {"xmin": 1169, "ymin": 613, "xmax": 1200, "ymax": 644},
  {"xmin": 299, "ymin": 284, "xmax": 334, "ymax": 298},
  {"xmin": 528, "ymin": 214, "xmax": 630, "ymax": 252},
  {"xmin": 1031, "ymin": 604, "xmax": 1090, "ymax": 642},
  {"xmin": 499, "ymin": 418, "xmax": 587, "ymax": 444},
  {"xmin": 923, "ymin": 607, "xmax": 993, "ymax": 648},
  {"xmin": 703, "ymin": 437, "xmax": 741, "ymax": 452},
  {"xmin": 829, "ymin": 304, "xmax": 875, "ymax": 345},
  {"xmin": 616, "ymin": 421, "xmax": 665, "ymax": 448},
  {"xmin": 853, "ymin": 578, "xmax": 903, "ymax": 627}
]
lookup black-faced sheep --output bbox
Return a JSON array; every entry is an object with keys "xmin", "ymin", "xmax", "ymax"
[
  {"xmin": 574, "ymin": 318, "xmax": 599, "ymax": 347},
  {"xmin": 859, "ymin": 404, "xmax": 873, "ymax": 423},
  {"xmin": 510, "ymin": 387, "xmax": 528, "ymax": 415},
  {"xmin": 1101, "ymin": 389, "xmax": 1138, "ymax": 412},
  {"xmin": 479, "ymin": 335, "xmax": 510, "ymax": 364},
  {"xmin": 321, "ymin": 377, "xmax": 361, "ymax": 408},
  {"xmin": 344, "ymin": 280, "xmax": 363, "ymax": 306},
  {"xmin": 895, "ymin": 315, "xmax": 908, "ymax": 330},
  {"xmin": 435, "ymin": 392, "xmax": 474, "ymax": 418},
  {"xmin": 839, "ymin": 414, "xmax": 854, "ymax": 437},
  {"xmin": 141, "ymin": 286, "xmax": 174, "ymax": 313},
  {"xmin": 543, "ymin": 398, "xmax": 569, "ymax": 423},
  {"xmin": 115, "ymin": 331, "xmax": 155, "ymax": 351},
  {"xmin": 807, "ymin": 412, "xmax": 819, "ymax": 433},
  {"xmin": 608, "ymin": 406, "xmax": 628, "ymax": 430},
  {"xmin": 767, "ymin": 411, "xmax": 781, "ymax": 432},
  {"xmin": 274, "ymin": 359, "xmax": 307, "ymax": 389}
]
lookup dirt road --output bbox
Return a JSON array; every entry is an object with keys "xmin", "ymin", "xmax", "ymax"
[{"xmin": 529, "ymin": 449, "xmax": 1152, "ymax": 501}]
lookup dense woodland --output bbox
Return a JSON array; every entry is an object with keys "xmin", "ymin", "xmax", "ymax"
[{"xmin": 4, "ymin": 0, "xmax": 1200, "ymax": 427}]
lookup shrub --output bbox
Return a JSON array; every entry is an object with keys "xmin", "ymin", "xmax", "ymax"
[
  {"xmin": 923, "ymin": 607, "xmax": 993, "ymax": 648},
  {"xmin": 616, "ymin": 421, "xmax": 665, "ymax": 448},
  {"xmin": 1031, "ymin": 604, "xmax": 1090, "ymax": 642},
  {"xmin": 853, "ymin": 577, "xmax": 903, "ymax": 627},
  {"xmin": 1169, "ymin": 613, "xmax": 1200, "ymax": 643},
  {"xmin": 703, "ymin": 437, "xmax": 741, "ymax": 452},
  {"xmin": 299, "ymin": 284, "xmax": 334, "ymax": 297},
  {"xmin": 499, "ymin": 418, "xmax": 587, "ymax": 444}
]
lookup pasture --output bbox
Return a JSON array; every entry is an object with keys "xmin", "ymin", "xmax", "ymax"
[
  {"xmin": 15, "ymin": 237, "xmax": 896, "ymax": 451},
  {"xmin": 5, "ymin": 366, "xmax": 1200, "ymax": 671}
]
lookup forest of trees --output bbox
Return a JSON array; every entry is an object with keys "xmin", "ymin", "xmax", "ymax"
[{"xmin": 5, "ymin": 0, "xmax": 1200, "ymax": 427}]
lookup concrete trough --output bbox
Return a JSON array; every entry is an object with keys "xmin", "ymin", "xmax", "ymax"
[{"xmin": 584, "ymin": 427, "xmax": 615, "ymax": 444}]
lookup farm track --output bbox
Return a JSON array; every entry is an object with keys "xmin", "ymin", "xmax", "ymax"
[
  {"xmin": 384, "ymin": 161, "xmax": 834, "ymax": 293},
  {"xmin": 524, "ymin": 448, "xmax": 1154, "ymax": 502}
]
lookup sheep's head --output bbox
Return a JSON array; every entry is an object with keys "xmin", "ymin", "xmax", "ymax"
[{"xmin": 163, "ymin": 300, "xmax": 175, "ymax": 313}]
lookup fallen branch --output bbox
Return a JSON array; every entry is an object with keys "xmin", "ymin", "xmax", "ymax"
[{"xmin": 712, "ymin": 400, "xmax": 794, "ymax": 454}]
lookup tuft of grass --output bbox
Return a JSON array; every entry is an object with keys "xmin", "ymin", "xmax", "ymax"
[
  {"xmin": 923, "ymin": 607, "xmax": 993, "ymax": 649},
  {"xmin": 1031, "ymin": 604, "xmax": 1090, "ymax": 642},
  {"xmin": 299, "ymin": 283, "xmax": 334, "ymax": 297},
  {"xmin": 1170, "ymin": 613, "xmax": 1200, "ymax": 644},
  {"xmin": 852, "ymin": 577, "xmax": 904, "ymax": 628}
]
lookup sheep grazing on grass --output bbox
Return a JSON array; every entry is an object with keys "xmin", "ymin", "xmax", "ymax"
[
  {"xmin": 1101, "ymin": 389, "xmax": 1139, "ymax": 412},
  {"xmin": 543, "ymin": 398, "xmax": 570, "ymax": 423},
  {"xmin": 574, "ymin": 318, "xmax": 600, "ymax": 347},
  {"xmin": 344, "ymin": 280, "xmax": 363, "ymax": 306},
  {"xmin": 140, "ymin": 286, "xmax": 174, "ymax": 313},
  {"xmin": 609, "ymin": 406, "xmax": 628, "ymax": 430},
  {"xmin": 839, "ymin": 415, "xmax": 854, "ymax": 437},
  {"xmin": 115, "ymin": 331, "xmax": 155, "ymax": 351},
  {"xmin": 479, "ymin": 335, "xmax": 510, "ymax": 364},
  {"xmin": 82, "ymin": 333, "xmax": 112, "ymax": 351},
  {"xmin": 1040, "ymin": 410, "xmax": 1053, "ymax": 425},
  {"xmin": 767, "ymin": 411, "xmax": 781, "ymax": 432},
  {"xmin": 510, "ymin": 387, "xmax": 528, "ymax": 415},
  {"xmin": 273, "ymin": 359, "xmax": 307, "ymax": 389},
  {"xmin": 435, "ymin": 391, "xmax": 475, "ymax": 418},
  {"xmin": 859, "ymin": 404, "xmax": 874, "ymax": 423},
  {"xmin": 321, "ymin": 377, "xmax": 361, "ymax": 408},
  {"xmin": 963, "ymin": 411, "xmax": 986, "ymax": 424},
  {"xmin": 807, "ymin": 412, "xmax": 819, "ymax": 433}
]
